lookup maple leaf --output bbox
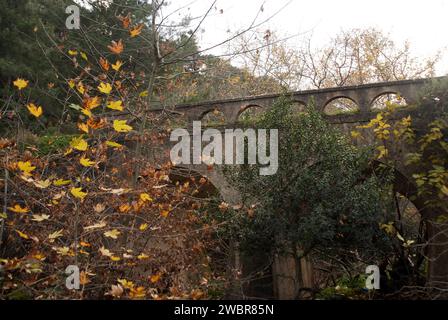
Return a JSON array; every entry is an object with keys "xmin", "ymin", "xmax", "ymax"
[
  {"xmin": 78, "ymin": 123, "xmax": 89, "ymax": 133},
  {"xmin": 129, "ymin": 24, "xmax": 143, "ymax": 37},
  {"xmin": 119, "ymin": 13, "xmax": 131, "ymax": 29},
  {"xmin": 68, "ymin": 49, "xmax": 78, "ymax": 56},
  {"xmin": 107, "ymin": 284, "xmax": 124, "ymax": 298},
  {"xmin": 98, "ymin": 82, "xmax": 112, "ymax": 94},
  {"xmin": 99, "ymin": 57, "xmax": 110, "ymax": 71},
  {"xmin": 71, "ymin": 187, "xmax": 87, "ymax": 199},
  {"xmin": 80, "ymin": 156, "xmax": 95, "ymax": 167},
  {"xmin": 129, "ymin": 287, "xmax": 146, "ymax": 299},
  {"xmin": 113, "ymin": 120, "xmax": 133, "ymax": 132},
  {"xmin": 48, "ymin": 229, "xmax": 64, "ymax": 242},
  {"xmin": 18, "ymin": 161, "xmax": 35, "ymax": 175},
  {"xmin": 104, "ymin": 229, "xmax": 121, "ymax": 239},
  {"xmin": 81, "ymin": 108, "xmax": 92, "ymax": 118},
  {"xmin": 80, "ymin": 271, "xmax": 91, "ymax": 285},
  {"xmin": 13, "ymin": 78, "xmax": 28, "ymax": 90},
  {"xmin": 33, "ymin": 179, "xmax": 51, "ymax": 189},
  {"xmin": 84, "ymin": 96, "xmax": 101, "ymax": 110},
  {"xmin": 76, "ymin": 82, "xmax": 85, "ymax": 94},
  {"xmin": 80, "ymin": 51, "xmax": 88, "ymax": 61},
  {"xmin": 139, "ymin": 223, "xmax": 148, "ymax": 231},
  {"xmin": 139, "ymin": 90, "xmax": 148, "ymax": 97},
  {"xmin": 108, "ymin": 39, "xmax": 124, "ymax": 54},
  {"xmin": 31, "ymin": 214, "xmax": 50, "ymax": 222},
  {"xmin": 140, "ymin": 193, "xmax": 153, "ymax": 202},
  {"xmin": 150, "ymin": 273, "xmax": 161, "ymax": 283},
  {"xmin": 137, "ymin": 253, "xmax": 149, "ymax": 260},
  {"xmin": 53, "ymin": 179, "xmax": 71, "ymax": 186},
  {"xmin": 16, "ymin": 230, "xmax": 29, "ymax": 239},
  {"xmin": 111, "ymin": 60, "xmax": 123, "ymax": 71},
  {"xmin": 99, "ymin": 246, "xmax": 112, "ymax": 257},
  {"xmin": 70, "ymin": 136, "xmax": 88, "ymax": 151},
  {"xmin": 107, "ymin": 100, "xmax": 123, "ymax": 111},
  {"xmin": 26, "ymin": 103, "xmax": 43, "ymax": 117},
  {"xmin": 117, "ymin": 278, "xmax": 134, "ymax": 289},
  {"xmin": 106, "ymin": 141, "xmax": 123, "ymax": 148},
  {"xmin": 68, "ymin": 79, "xmax": 76, "ymax": 89},
  {"xmin": 8, "ymin": 204, "xmax": 29, "ymax": 213}
]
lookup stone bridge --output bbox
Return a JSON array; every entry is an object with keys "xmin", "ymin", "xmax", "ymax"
[{"xmin": 146, "ymin": 76, "xmax": 448, "ymax": 298}]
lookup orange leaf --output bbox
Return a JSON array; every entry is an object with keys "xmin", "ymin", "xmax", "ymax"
[{"xmin": 108, "ymin": 39, "xmax": 124, "ymax": 54}]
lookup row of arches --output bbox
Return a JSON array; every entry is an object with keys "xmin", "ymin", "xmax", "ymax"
[{"xmin": 199, "ymin": 92, "xmax": 408, "ymax": 125}]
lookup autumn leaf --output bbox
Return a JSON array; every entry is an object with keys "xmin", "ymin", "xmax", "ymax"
[
  {"xmin": 26, "ymin": 103, "xmax": 43, "ymax": 118},
  {"xmin": 104, "ymin": 229, "xmax": 121, "ymax": 239},
  {"xmin": 76, "ymin": 82, "xmax": 85, "ymax": 94},
  {"xmin": 93, "ymin": 203, "xmax": 106, "ymax": 213},
  {"xmin": 107, "ymin": 100, "xmax": 123, "ymax": 111},
  {"xmin": 8, "ymin": 204, "xmax": 29, "ymax": 213},
  {"xmin": 85, "ymin": 221, "xmax": 107, "ymax": 231},
  {"xmin": 108, "ymin": 284, "xmax": 124, "ymax": 298},
  {"xmin": 70, "ymin": 136, "xmax": 88, "ymax": 151},
  {"xmin": 108, "ymin": 39, "xmax": 124, "ymax": 54},
  {"xmin": 98, "ymin": 82, "xmax": 112, "ymax": 94},
  {"xmin": 33, "ymin": 179, "xmax": 51, "ymax": 189},
  {"xmin": 78, "ymin": 123, "xmax": 89, "ymax": 133},
  {"xmin": 31, "ymin": 214, "xmax": 50, "ymax": 222},
  {"xmin": 84, "ymin": 96, "xmax": 101, "ymax": 110},
  {"xmin": 106, "ymin": 141, "xmax": 122, "ymax": 148},
  {"xmin": 113, "ymin": 120, "xmax": 133, "ymax": 133},
  {"xmin": 80, "ymin": 51, "xmax": 88, "ymax": 61},
  {"xmin": 13, "ymin": 78, "xmax": 28, "ymax": 90},
  {"xmin": 71, "ymin": 187, "xmax": 87, "ymax": 200},
  {"xmin": 68, "ymin": 49, "xmax": 78, "ymax": 56},
  {"xmin": 149, "ymin": 273, "xmax": 161, "ymax": 283},
  {"xmin": 129, "ymin": 24, "xmax": 143, "ymax": 37},
  {"xmin": 99, "ymin": 57, "xmax": 110, "ymax": 71},
  {"xmin": 137, "ymin": 253, "xmax": 149, "ymax": 260},
  {"xmin": 48, "ymin": 229, "xmax": 64, "ymax": 242},
  {"xmin": 139, "ymin": 90, "xmax": 148, "ymax": 97},
  {"xmin": 119, "ymin": 13, "xmax": 131, "ymax": 29},
  {"xmin": 111, "ymin": 60, "xmax": 123, "ymax": 71},
  {"xmin": 139, "ymin": 223, "xmax": 148, "ymax": 231},
  {"xmin": 129, "ymin": 287, "xmax": 146, "ymax": 299},
  {"xmin": 160, "ymin": 209, "xmax": 169, "ymax": 217},
  {"xmin": 16, "ymin": 230, "xmax": 29, "ymax": 239},
  {"xmin": 81, "ymin": 108, "xmax": 92, "ymax": 117},
  {"xmin": 140, "ymin": 193, "xmax": 152, "ymax": 202},
  {"xmin": 80, "ymin": 156, "xmax": 95, "ymax": 167},
  {"xmin": 53, "ymin": 179, "xmax": 71, "ymax": 186},
  {"xmin": 18, "ymin": 161, "xmax": 35, "ymax": 176},
  {"xmin": 68, "ymin": 79, "xmax": 76, "ymax": 89}
]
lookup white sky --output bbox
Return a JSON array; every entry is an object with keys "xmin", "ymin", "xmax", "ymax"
[{"xmin": 165, "ymin": 0, "xmax": 448, "ymax": 75}]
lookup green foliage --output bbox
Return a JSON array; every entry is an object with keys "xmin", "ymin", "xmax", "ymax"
[{"xmin": 213, "ymin": 98, "xmax": 393, "ymax": 263}]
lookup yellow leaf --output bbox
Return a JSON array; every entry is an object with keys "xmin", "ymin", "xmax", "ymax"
[
  {"xmin": 18, "ymin": 161, "xmax": 35, "ymax": 175},
  {"xmin": 113, "ymin": 120, "xmax": 133, "ymax": 133},
  {"xmin": 119, "ymin": 203, "xmax": 131, "ymax": 213},
  {"xmin": 80, "ymin": 156, "xmax": 95, "ymax": 167},
  {"xmin": 98, "ymin": 82, "xmax": 112, "ymax": 94},
  {"xmin": 16, "ymin": 230, "xmax": 29, "ymax": 239},
  {"xmin": 107, "ymin": 100, "xmax": 123, "ymax": 111},
  {"xmin": 8, "ymin": 204, "xmax": 29, "ymax": 213},
  {"xmin": 139, "ymin": 193, "xmax": 152, "ymax": 202},
  {"xmin": 111, "ymin": 60, "xmax": 123, "ymax": 71},
  {"xmin": 117, "ymin": 279, "xmax": 134, "ymax": 289},
  {"xmin": 53, "ymin": 179, "xmax": 71, "ymax": 186},
  {"xmin": 376, "ymin": 145, "xmax": 388, "ymax": 159},
  {"xmin": 32, "ymin": 214, "xmax": 50, "ymax": 222},
  {"xmin": 350, "ymin": 131, "xmax": 360, "ymax": 138},
  {"xmin": 139, "ymin": 90, "xmax": 148, "ymax": 97},
  {"xmin": 104, "ymin": 229, "xmax": 121, "ymax": 239},
  {"xmin": 81, "ymin": 108, "xmax": 92, "ymax": 117},
  {"xmin": 80, "ymin": 51, "xmax": 88, "ymax": 61},
  {"xmin": 70, "ymin": 136, "xmax": 88, "ymax": 151},
  {"xmin": 150, "ymin": 273, "xmax": 161, "ymax": 283},
  {"xmin": 68, "ymin": 79, "xmax": 75, "ymax": 89},
  {"xmin": 26, "ymin": 103, "xmax": 43, "ymax": 117},
  {"xmin": 71, "ymin": 187, "xmax": 87, "ymax": 200},
  {"xmin": 137, "ymin": 253, "xmax": 149, "ymax": 260},
  {"xmin": 106, "ymin": 141, "xmax": 122, "ymax": 148},
  {"xmin": 110, "ymin": 256, "xmax": 121, "ymax": 261},
  {"xmin": 84, "ymin": 96, "xmax": 101, "ymax": 110},
  {"xmin": 129, "ymin": 24, "xmax": 143, "ymax": 37},
  {"xmin": 13, "ymin": 78, "xmax": 28, "ymax": 90},
  {"xmin": 78, "ymin": 123, "xmax": 89, "ymax": 133},
  {"xmin": 76, "ymin": 82, "xmax": 85, "ymax": 94},
  {"xmin": 139, "ymin": 223, "xmax": 148, "ymax": 231},
  {"xmin": 160, "ymin": 210, "xmax": 169, "ymax": 218},
  {"xmin": 68, "ymin": 50, "xmax": 78, "ymax": 56}
]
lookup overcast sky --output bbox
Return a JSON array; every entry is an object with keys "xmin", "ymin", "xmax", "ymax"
[{"xmin": 165, "ymin": 0, "xmax": 448, "ymax": 75}]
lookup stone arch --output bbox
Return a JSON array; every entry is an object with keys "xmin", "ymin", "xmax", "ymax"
[
  {"xmin": 370, "ymin": 92, "xmax": 408, "ymax": 111},
  {"xmin": 237, "ymin": 104, "xmax": 264, "ymax": 122},
  {"xmin": 200, "ymin": 108, "xmax": 226, "ymax": 126},
  {"xmin": 170, "ymin": 164, "xmax": 240, "ymax": 204},
  {"xmin": 323, "ymin": 96, "xmax": 360, "ymax": 115}
]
